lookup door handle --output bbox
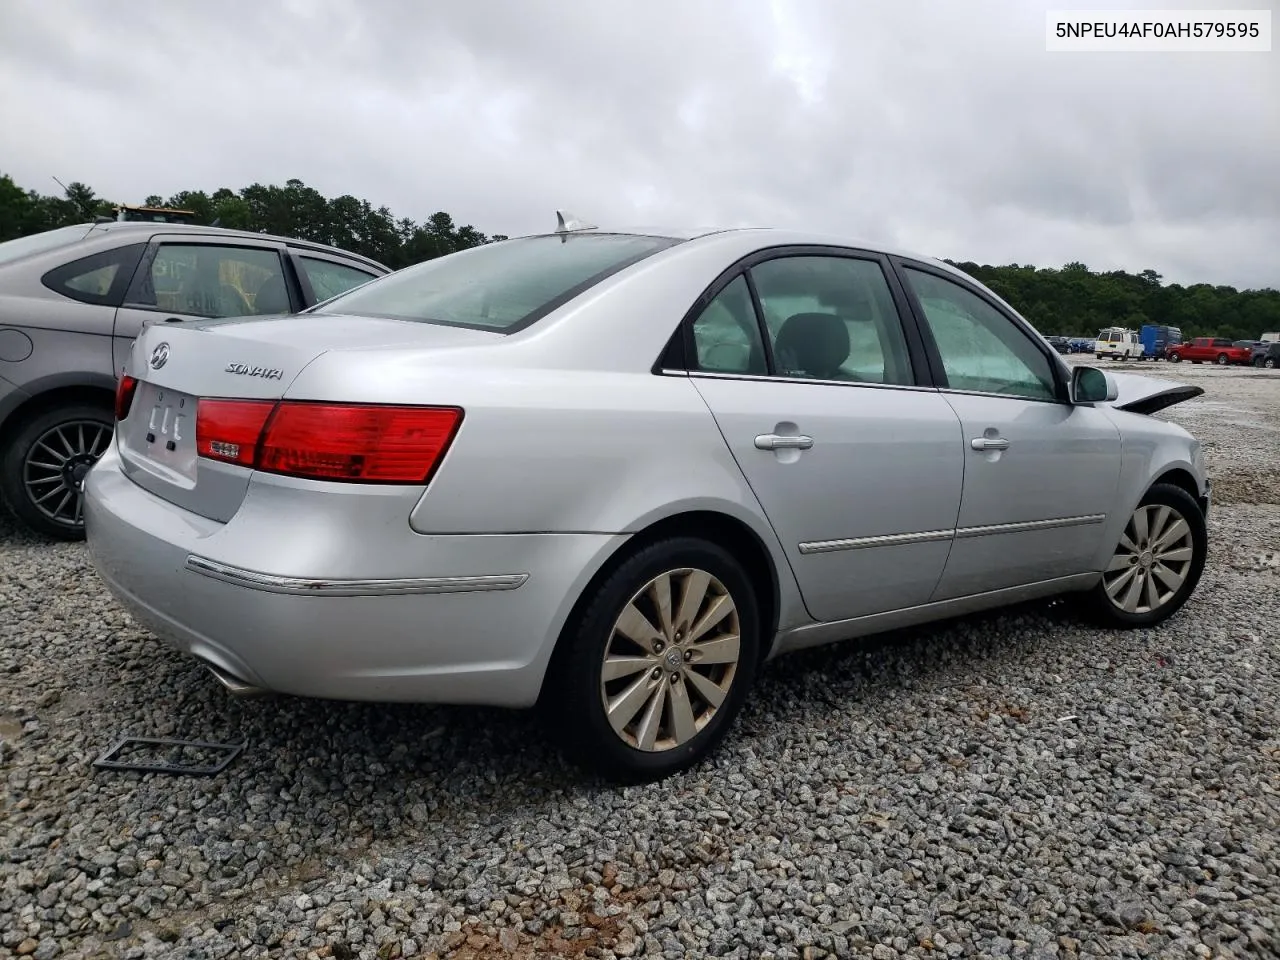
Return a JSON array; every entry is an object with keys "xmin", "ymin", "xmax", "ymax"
[
  {"xmin": 755, "ymin": 434, "xmax": 814, "ymax": 451},
  {"xmin": 970, "ymin": 437, "xmax": 1010, "ymax": 451}
]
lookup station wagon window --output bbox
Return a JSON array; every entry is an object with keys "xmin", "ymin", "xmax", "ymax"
[
  {"xmin": 748, "ymin": 256, "xmax": 913, "ymax": 385},
  {"xmin": 299, "ymin": 257, "xmax": 379, "ymax": 303},
  {"xmin": 125, "ymin": 244, "xmax": 288, "ymax": 318},
  {"xmin": 903, "ymin": 268, "xmax": 1057, "ymax": 402},
  {"xmin": 689, "ymin": 275, "xmax": 767, "ymax": 374},
  {"xmin": 40, "ymin": 242, "xmax": 147, "ymax": 306},
  {"xmin": 311, "ymin": 233, "xmax": 679, "ymax": 333}
]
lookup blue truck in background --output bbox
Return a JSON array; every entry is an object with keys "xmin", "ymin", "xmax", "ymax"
[{"xmin": 1140, "ymin": 324, "xmax": 1182, "ymax": 360}]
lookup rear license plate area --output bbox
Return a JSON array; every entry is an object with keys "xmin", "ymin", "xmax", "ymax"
[{"xmin": 124, "ymin": 382, "xmax": 199, "ymax": 485}]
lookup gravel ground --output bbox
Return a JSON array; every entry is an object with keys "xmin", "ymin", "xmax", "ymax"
[{"xmin": 2, "ymin": 361, "xmax": 1278, "ymax": 960}]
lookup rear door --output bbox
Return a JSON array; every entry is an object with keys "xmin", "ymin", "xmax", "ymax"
[
  {"xmin": 681, "ymin": 248, "xmax": 965, "ymax": 624},
  {"xmin": 111, "ymin": 235, "xmax": 303, "ymax": 375},
  {"xmin": 895, "ymin": 261, "xmax": 1123, "ymax": 599}
]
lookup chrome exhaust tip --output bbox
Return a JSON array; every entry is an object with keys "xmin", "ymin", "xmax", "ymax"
[{"xmin": 204, "ymin": 663, "xmax": 271, "ymax": 698}]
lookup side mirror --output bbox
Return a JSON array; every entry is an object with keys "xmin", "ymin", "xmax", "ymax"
[{"xmin": 1071, "ymin": 365, "xmax": 1118, "ymax": 404}]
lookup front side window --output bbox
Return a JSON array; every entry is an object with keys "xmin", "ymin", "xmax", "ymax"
[
  {"xmin": 749, "ymin": 255, "xmax": 914, "ymax": 385},
  {"xmin": 903, "ymin": 267, "xmax": 1057, "ymax": 401},
  {"xmin": 299, "ymin": 257, "xmax": 379, "ymax": 303},
  {"xmin": 126, "ymin": 244, "xmax": 287, "ymax": 318},
  {"xmin": 689, "ymin": 275, "xmax": 766, "ymax": 374},
  {"xmin": 311, "ymin": 234, "xmax": 679, "ymax": 333}
]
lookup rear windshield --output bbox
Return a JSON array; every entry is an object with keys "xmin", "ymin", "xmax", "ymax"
[
  {"xmin": 0, "ymin": 225, "xmax": 95, "ymax": 267},
  {"xmin": 311, "ymin": 233, "xmax": 680, "ymax": 333}
]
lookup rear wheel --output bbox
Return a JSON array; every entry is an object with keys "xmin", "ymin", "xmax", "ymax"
[
  {"xmin": 543, "ymin": 537, "xmax": 760, "ymax": 782},
  {"xmin": 1083, "ymin": 483, "xmax": 1206, "ymax": 629},
  {"xmin": 1170, "ymin": 353, "xmax": 1182, "ymax": 362},
  {"xmin": 1266, "ymin": 357, "xmax": 1277, "ymax": 369},
  {"xmin": 1216, "ymin": 353, "xmax": 1229, "ymax": 365},
  {"xmin": 0, "ymin": 403, "xmax": 114, "ymax": 541}
]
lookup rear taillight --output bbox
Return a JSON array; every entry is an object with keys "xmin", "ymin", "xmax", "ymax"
[
  {"xmin": 194, "ymin": 400, "xmax": 463, "ymax": 483},
  {"xmin": 196, "ymin": 400, "xmax": 275, "ymax": 468},
  {"xmin": 115, "ymin": 375, "xmax": 138, "ymax": 422},
  {"xmin": 258, "ymin": 403, "xmax": 463, "ymax": 482}
]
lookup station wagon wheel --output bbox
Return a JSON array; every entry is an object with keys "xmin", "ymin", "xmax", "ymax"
[
  {"xmin": 544, "ymin": 537, "xmax": 760, "ymax": 782},
  {"xmin": 0, "ymin": 403, "xmax": 114, "ymax": 541},
  {"xmin": 1085, "ymin": 483, "xmax": 1206, "ymax": 628}
]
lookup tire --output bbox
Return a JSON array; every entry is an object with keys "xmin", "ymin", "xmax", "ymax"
[
  {"xmin": 1216, "ymin": 353, "xmax": 1229, "ymax": 365},
  {"xmin": 1265, "ymin": 358, "xmax": 1277, "ymax": 369},
  {"xmin": 1083, "ymin": 483, "xmax": 1207, "ymax": 629},
  {"xmin": 0, "ymin": 402, "xmax": 114, "ymax": 541},
  {"xmin": 542, "ymin": 537, "xmax": 761, "ymax": 783},
  {"xmin": 1170, "ymin": 353, "xmax": 1182, "ymax": 363}
]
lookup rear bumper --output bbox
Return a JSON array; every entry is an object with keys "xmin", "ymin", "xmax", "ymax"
[{"xmin": 83, "ymin": 442, "xmax": 625, "ymax": 707}]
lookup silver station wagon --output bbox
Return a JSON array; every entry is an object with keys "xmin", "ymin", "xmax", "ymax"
[{"xmin": 84, "ymin": 217, "xmax": 1210, "ymax": 781}]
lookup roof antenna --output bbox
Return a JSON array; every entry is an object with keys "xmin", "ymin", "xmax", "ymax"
[
  {"xmin": 52, "ymin": 174, "xmax": 96, "ymax": 220},
  {"xmin": 555, "ymin": 210, "xmax": 597, "ymax": 236}
]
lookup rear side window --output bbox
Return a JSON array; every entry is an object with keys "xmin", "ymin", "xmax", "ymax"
[
  {"xmin": 311, "ymin": 234, "xmax": 679, "ymax": 333},
  {"xmin": 298, "ymin": 257, "xmax": 379, "ymax": 303},
  {"xmin": 41, "ymin": 243, "xmax": 147, "ymax": 306},
  {"xmin": 749, "ymin": 255, "xmax": 914, "ymax": 385},
  {"xmin": 126, "ymin": 243, "xmax": 288, "ymax": 318}
]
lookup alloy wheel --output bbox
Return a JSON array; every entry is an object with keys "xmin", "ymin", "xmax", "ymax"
[
  {"xmin": 22, "ymin": 420, "xmax": 112, "ymax": 529},
  {"xmin": 1102, "ymin": 503, "xmax": 1195, "ymax": 615},
  {"xmin": 599, "ymin": 567, "xmax": 741, "ymax": 752}
]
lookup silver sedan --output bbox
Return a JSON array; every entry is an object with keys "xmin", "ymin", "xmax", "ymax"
[{"xmin": 84, "ymin": 218, "xmax": 1211, "ymax": 781}]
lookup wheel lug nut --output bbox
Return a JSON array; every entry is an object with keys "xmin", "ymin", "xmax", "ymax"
[
  {"xmin": 684, "ymin": 650, "xmax": 693, "ymax": 661},
  {"xmin": 670, "ymin": 673, "xmax": 679, "ymax": 684},
  {"xmin": 651, "ymin": 667, "xmax": 661, "ymax": 679}
]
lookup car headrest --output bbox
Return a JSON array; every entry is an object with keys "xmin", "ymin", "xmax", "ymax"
[
  {"xmin": 254, "ymin": 275, "xmax": 290, "ymax": 315},
  {"xmin": 774, "ymin": 312, "xmax": 850, "ymax": 379}
]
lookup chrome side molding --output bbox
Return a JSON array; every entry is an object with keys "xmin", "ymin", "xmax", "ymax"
[{"xmin": 185, "ymin": 555, "xmax": 529, "ymax": 597}]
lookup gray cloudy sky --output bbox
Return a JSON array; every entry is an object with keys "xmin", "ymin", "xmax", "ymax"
[{"xmin": 1, "ymin": 0, "xmax": 1275, "ymax": 288}]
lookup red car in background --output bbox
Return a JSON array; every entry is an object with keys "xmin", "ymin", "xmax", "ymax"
[{"xmin": 1166, "ymin": 337, "xmax": 1252, "ymax": 365}]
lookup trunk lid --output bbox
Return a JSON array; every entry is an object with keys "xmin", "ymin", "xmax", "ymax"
[{"xmin": 115, "ymin": 315, "xmax": 499, "ymax": 521}]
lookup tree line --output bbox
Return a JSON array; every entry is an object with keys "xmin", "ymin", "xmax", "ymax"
[
  {"xmin": 946, "ymin": 259, "xmax": 1280, "ymax": 342},
  {"xmin": 0, "ymin": 173, "xmax": 506, "ymax": 271},
  {"xmin": 2, "ymin": 172, "xmax": 1276, "ymax": 340}
]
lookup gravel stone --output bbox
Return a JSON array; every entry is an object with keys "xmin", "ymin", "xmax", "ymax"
[{"xmin": 2, "ymin": 360, "xmax": 1278, "ymax": 958}]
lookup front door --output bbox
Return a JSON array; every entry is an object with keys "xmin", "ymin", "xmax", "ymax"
[
  {"xmin": 684, "ymin": 253, "xmax": 965, "ymax": 623},
  {"xmin": 897, "ymin": 263, "xmax": 1123, "ymax": 600}
]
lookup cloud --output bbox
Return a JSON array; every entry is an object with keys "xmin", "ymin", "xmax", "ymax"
[{"xmin": 0, "ymin": 0, "xmax": 1275, "ymax": 288}]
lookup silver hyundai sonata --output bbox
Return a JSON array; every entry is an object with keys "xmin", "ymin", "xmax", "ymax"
[{"xmin": 84, "ymin": 216, "xmax": 1211, "ymax": 781}]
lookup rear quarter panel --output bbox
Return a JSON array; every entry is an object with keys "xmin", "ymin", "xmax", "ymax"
[
  {"xmin": 0, "ymin": 295, "xmax": 117, "ymax": 428},
  {"xmin": 284, "ymin": 350, "xmax": 811, "ymax": 634}
]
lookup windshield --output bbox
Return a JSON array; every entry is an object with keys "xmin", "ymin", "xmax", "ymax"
[
  {"xmin": 311, "ymin": 233, "xmax": 680, "ymax": 333},
  {"xmin": 0, "ymin": 225, "xmax": 97, "ymax": 267}
]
